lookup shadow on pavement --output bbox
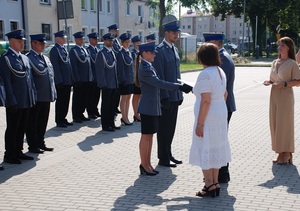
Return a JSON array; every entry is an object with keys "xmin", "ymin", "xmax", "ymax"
[
  {"xmin": 112, "ymin": 168, "xmax": 176, "ymax": 210},
  {"xmin": 258, "ymin": 164, "xmax": 300, "ymax": 194}
]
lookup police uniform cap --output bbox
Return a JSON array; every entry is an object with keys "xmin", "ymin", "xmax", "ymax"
[
  {"xmin": 73, "ymin": 31, "xmax": 85, "ymax": 38},
  {"xmin": 102, "ymin": 33, "xmax": 114, "ymax": 40},
  {"xmin": 146, "ymin": 33, "xmax": 156, "ymax": 41},
  {"xmin": 138, "ymin": 41, "xmax": 156, "ymax": 52},
  {"xmin": 54, "ymin": 30, "xmax": 67, "ymax": 38},
  {"xmin": 203, "ymin": 33, "xmax": 225, "ymax": 42},
  {"xmin": 131, "ymin": 35, "xmax": 142, "ymax": 43},
  {"xmin": 87, "ymin": 32, "xmax": 99, "ymax": 39},
  {"xmin": 163, "ymin": 20, "xmax": 181, "ymax": 32},
  {"xmin": 107, "ymin": 24, "xmax": 119, "ymax": 30},
  {"xmin": 119, "ymin": 33, "xmax": 131, "ymax": 41},
  {"xmin": 30, "ymin": 33, "xmax": 47, "ymax": 43},
  {"xmin": 6, "ymin": 29, "xmax": 26, "ymax": 40}
]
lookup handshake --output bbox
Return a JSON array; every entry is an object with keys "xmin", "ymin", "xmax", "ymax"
[{"xmin": 179, "ymin": 83, "xmax": 193, "ymax": 93}]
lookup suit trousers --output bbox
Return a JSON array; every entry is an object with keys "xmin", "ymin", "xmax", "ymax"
[
  {"xmin": 55, "ymin": 85, "xmax": 71, "ymax": 124},
  {"xmin": 72, "ymin": 82, "xmax": 91, "ymax": 119},
  {"xmin": 87, "ymin": 82, "xmax": 101, "ymax": 116},
  {"xmin": 101, "ymin": 88, "xmax": 118, "ymax": 128},
  {"xmin": 157, "ymin": 102, "xmax": 179, "ymax": 163},
  {"xmin": 26, "ymin": 102, "xmax": 50, "ymax": 149},
  {"xmin": 218, "ymin": 111, "xmax": 233, "ymax": 182},
  {"xmin": 4, "ymin": 108, "xmax": 30, "ymax": 159}
]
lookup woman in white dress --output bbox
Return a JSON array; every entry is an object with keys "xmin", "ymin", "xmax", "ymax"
[{"xmin": 189, "ymin": 43, "xmax": 231, "ymax": 197}]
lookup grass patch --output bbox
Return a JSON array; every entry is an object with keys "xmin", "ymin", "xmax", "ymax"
[{"xmin": 180, "ymin": 61, "xmax": 203, "ymax": 72}]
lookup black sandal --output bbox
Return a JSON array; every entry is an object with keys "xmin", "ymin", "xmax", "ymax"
[
  {"xmin": 214, "ymin": 183, "xmax": 220, "ymax": 196},
  {"xmin": 196, "ymin": 184, "xmax": 216, "ymax": 198}
]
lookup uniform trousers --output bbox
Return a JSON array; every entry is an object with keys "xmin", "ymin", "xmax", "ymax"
[
  {"xmin": 101, "ymin": 88, "xmax": 118, "ymax": 128},
  {"xmin": 87, "ymin": 82, "xmax": 101, "ymax": 116},
  {"xmin": 157, "ymin": 102, "xmax": 179, "ymax": 163},
  {"xmin": 4, "ymin": 108, "xmax": 30, "ymax": 159},
  {"xmin": 55, "ymin": 85, "xmax": 71, "ymax": 124},
  {"xmin": 26, "ymin": 102, "xmax": 50, "ymax": 150},
  {"xmin": 72, "ymin": 82, "xmax": 91, "ymax": 120}
]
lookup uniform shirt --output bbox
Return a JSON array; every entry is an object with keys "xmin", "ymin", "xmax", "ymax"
[
  {"xmin": 152, "ymin": 39, "xmax": 183, "ymax": 103},
  {"xmin": 117, "ymin": 47, "xmax": 134, "ymax": 85},
  {"xmin": 49, "ymin": 43, "xmax": 72, "ymax": 85},
  {"xmin": 0, "ymin": 48, "xmax": 36, "ymax": 108},
  {"xmin": 95, "ymin": 46, "xmax": 118, "ymax": 89},
  {"xmin": 69, "ymin": 45, "xmax": 93, "ymax": 82},
  {"xmin": 26, "ymin": 49, "xmax": 57, "ymax": 102},
  {"xmin": 138, "ymin": 59, "xmax": 180, "ymax": 116}
]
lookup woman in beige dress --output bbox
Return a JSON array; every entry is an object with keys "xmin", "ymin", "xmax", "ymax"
[{"xmin": 263, "ymin": 37, "xmax": 300, "ymax": 164}]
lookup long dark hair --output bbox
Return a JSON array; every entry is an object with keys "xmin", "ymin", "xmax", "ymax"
[{"xmin": 134, "ymin": 53, "xmax": 141, "ymax": 87}]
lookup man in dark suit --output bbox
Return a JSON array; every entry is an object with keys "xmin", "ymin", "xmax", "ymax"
[
  {"xmin": 69, "ymin": 31, "xmax": 93, "ymax": 123},
  {"xmin": 152, "ymin": 20, "xmax": 184, "ymax": 168},
  {"xmin": 86, "ymin": 32, "xmax": 101, "ymax": 119},
  {"xmin": 50, "ymin": 30, "xmax": 73, "ymax": 128},
  {"xmin": 0, "ymin": 29, "xmax": 35, "ymax": 164},
  {"xmin": 203, "ymin": 33, "xmax": 236, "ymax": 183},
  {"xmin": 26, "ymin": 34, "xmax": 56, "ymax": 153},
  {"xmin": 95, "ymin": 33, "xmax": 120, "ymax": 132}
]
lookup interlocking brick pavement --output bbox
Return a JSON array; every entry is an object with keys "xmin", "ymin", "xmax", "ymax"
[{"xmin": 0, "ymin": 66, "xmax": 300, "ymax": 210}]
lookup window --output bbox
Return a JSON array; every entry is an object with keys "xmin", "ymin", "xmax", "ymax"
[
  {"xmin": 0, "ymin": 20, "xmax": 4, "ymax": 40},
  {"xmin": 138, "ymin": 31, "xmax": 143, "ymax": 38},
  {"xmin": 10, "ymin": 21, "xmax": 18, "ymax": 31},
  {"xmin": 187, "ymin": 25, "xmax": 191, "ymax": 29},
  {"xmin": 182, "ymin": 25, "xmax": 185, "ymax": 29},
  {"xmin": 81, "ymin": 0, "xmax": 87, "ymax": 10},
  {"xmin": 126, "ymin": 2, "xmax": 131, "ymax": 15},
  {"xmin": 91, "ymin": 28, "xmax": 96, "ymax": 33},
  {"xmin": 90, "ymin": 0, "xmax": 95, "ymax": 11},
  {"xmin": 107, "ymin": 0, "xmax": 111, "ymax": 13},
  {"xmin": 40, "ymin": 0, "xmax": 50, "ymax": 4},
  {"xmin": 82, "ymin": 27, "xmax": 88, "ymax": 38},
  {"xmin": 138, "ymin": 5, "xmax": 143, "ymax": 17},
  {"xmin": 42, "ymin": 24, "xmax": 51, "ymax": 40},
  {"xmin": 99, "ymin": 29, "xmax": 105, "ymax": 38},
  {"xmin": 99, "ymin": 0, "xmax": 103, "ymax": 12}
]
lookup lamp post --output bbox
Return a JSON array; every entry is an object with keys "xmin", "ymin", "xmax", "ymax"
[{"xmin": 241, "ymin": 0, "xmax": 246, "ymax": 57}]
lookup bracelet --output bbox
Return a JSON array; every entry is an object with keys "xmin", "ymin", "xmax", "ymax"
[
  {"xmin": 284, "ymin": 81, "xmax": 288, "ymax": 87},
  {"xmin": 197, "ymin": 124, "xmax": 204, "ymax": 128}
]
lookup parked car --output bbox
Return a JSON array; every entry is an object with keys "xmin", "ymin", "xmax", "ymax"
[
  {"xmin": 0, "ymin": 41, "xmax": 9, "ymax": 55},
  {"xmin": 224, "ymin": 43, "xmax": 238, "ymax": 54}
]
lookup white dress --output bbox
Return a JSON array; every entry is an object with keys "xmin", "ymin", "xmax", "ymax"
[{"xmin": 189, "ymin": 66, "xmax": 231, "ymax": 170}]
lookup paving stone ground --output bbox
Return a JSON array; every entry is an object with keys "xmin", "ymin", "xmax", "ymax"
[{"xmin": 1, "ymin": 66, "xmax": 300, "ymax": 211}]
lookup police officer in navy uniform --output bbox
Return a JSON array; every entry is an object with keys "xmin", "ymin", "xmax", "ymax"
[
  {"xmin": 50, "ymin": 30, "xmax": 73, "ymax": 128},
  {"xmin": 145, "ymin": 33, "xmax": 156, "ymax": 42},
  {"xmin": 0, "ymin": 29, "xmax": 36, "ymax": 164},
  {"xmin": 0, "ymin": 75, "xmax": 6, "ymax": 170},
  {"xmin": 86, "ymin": 32, "xmax": 101, "ymax": 119},
  {"xmin": 152, "ymin": 20, "xmax": 185, "ymax": 168},
  {"xmin": 69, "ymin": 31, "xmax": 93, "ymax": 123},
  {"xmin": 203, "ymin": 33, "xmax": 236, "ymax": 183},
  {"xmin": 26, "ymin": 34, "xmax": 56, "ymax": 153},
  {"xmin": 108, "ymin": 24, "xmax": 121, "ymax": 114},
  {"xmin": 95, "ymin": 33, "xmax": 120, "ymax": 131},
  {"xmin": 131, "ymin": 35, "xmax": 142, "ymax": 122}
]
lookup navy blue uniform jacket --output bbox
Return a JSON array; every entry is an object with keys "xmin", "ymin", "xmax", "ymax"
[{"xmin": 117, "ymin": 48, "xmax": 134, "ymax": 85}]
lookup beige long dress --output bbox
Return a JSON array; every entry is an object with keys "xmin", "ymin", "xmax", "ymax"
[{"xmin": 269, "ymin": 59, "xmax": 300, "ymax": 153}]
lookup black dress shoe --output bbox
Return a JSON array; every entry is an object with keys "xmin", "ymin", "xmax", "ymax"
[
  {"xmin": 29, "ymin": 148, "xmax": 44, "ymax": 154},
  {"xmin": 158, "ymin": 162, "xmax": 177, "ymax": 168},
  {"xmin": 102, "ymin": 127, "xmax": 115, "ymax": 132},
  {"xmin": 0, "ymin": 165, "xmax": 4, "ymax": 170},
  {"xmin": 88, "ymin": 114, "xmax": 97, "ymax": 119},
  {"xmin": 95, "ymin": 112, "xmax": 101, "ymax": 117},
  {"xmin": 64, "ymin": 120, "xmax": 73, "ymax": 126},
  {"xmin": 112, "ymin": 126, "xmax": 121, "ymax": 130},
  {"xmin": 39, "ymin": 146, "xmax": 54, "ymax": 151},
  {"xmin": 18, "ymin": 154, "xmax": 34, "ymax": 160},
  {"xmin": 73, "ymin": 118, "xmax": 83, "ymax": 123},
  {"xmin": 4, "ymin": 157, "xmax": 22, "ymax": 164},
  {"xmin": 170, "ymin": 157, "xmax": 183, "ymax": 164},
  {"xmin": 80, "ymin": 116, "xmax": 91, "ymax": 121},
  {"xmin": 56, "ymin": 122, "xmax": 67, "ymax": 128}
]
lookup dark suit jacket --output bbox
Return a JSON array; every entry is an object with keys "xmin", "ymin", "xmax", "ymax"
[
  {"xmin": 219, "ymin": 48, "xmax": 236, "ymax": 112},
  {"xmin": 86, "ymin": 45, "xmax": 99, "ymax": 82}
]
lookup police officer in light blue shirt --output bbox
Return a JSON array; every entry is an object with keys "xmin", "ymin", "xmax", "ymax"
[
  {"xmin": 152, "ymin": 19, "xmax": 185, "ymax": 168},
  {"xmin": 95, "ymin": 33, "xmax": 120, "ymax": 132},
  {"xmin": 25, "ymin": 33, "xmax": 56, "ymax": 153},
  {"xmin": 86, "ymin": 32, "xmax": 101, "ymax": 119},
  {"xmin": 69, "ymin": 31, "xmax": 93, "ymax": 123},
  {"xmin": 50, "ymin": 30, "xmax": 73, "ymax": 128},
  {"xmin": 0, "ymin": 29, "xmax": 36, "ymax": 164}
]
